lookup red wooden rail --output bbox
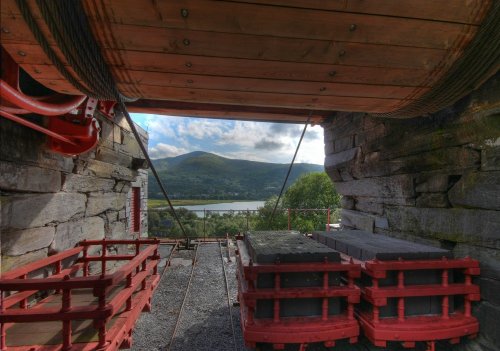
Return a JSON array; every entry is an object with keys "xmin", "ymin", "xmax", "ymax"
[
  {"xmin": 0, "ymin": 239, "xmax": 161, "ymax": 351},
  {"xmin": 236, "ymin": 239, "xmax": 360, "ymax": 350}
]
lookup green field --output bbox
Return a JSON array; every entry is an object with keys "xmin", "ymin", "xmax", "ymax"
[{"xmin": 148, "ymin": 199, "xmax": 248, "ymax": 208}]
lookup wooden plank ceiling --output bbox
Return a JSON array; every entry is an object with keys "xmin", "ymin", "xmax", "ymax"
[{"xmin": 0, "ymin": 0, "xmax": 492, "ymax": 123}]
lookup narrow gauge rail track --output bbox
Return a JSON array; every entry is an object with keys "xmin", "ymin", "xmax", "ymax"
[{"xmin": 166, "ymin": 243, "xmax": 200, "ymax": 351}]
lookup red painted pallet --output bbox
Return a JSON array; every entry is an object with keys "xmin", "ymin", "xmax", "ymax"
[
  {"xmin": 0, "ymin": 239, "xmax": 161, "ymax": 351},
  {"xmin": 356, "ymin": 256, "xmax": 480, "ymax": 350},
  {"xmin": 235, "ymin": 239, "xmax": 361, "ymax": 350}
]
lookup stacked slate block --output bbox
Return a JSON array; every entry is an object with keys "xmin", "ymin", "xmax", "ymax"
[
  {"xmin": 245, "ymin": 231, "xmax": 342, "ymax": 318},
  {"xmin": 312, "ymin": 230, "xmax": 453, "ymax": 317},
  {"xmin": 311, "ymin": 229, "xmax": 480, "ymax": 350}
]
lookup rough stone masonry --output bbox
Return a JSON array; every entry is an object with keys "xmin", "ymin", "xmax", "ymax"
[
  {"xmin": 0, "ymin": 110, "xmax": 148, "ymax": 273},
  {"xmin": 322, "ymin": 73, "xmax": 500, "ymax": 351}
]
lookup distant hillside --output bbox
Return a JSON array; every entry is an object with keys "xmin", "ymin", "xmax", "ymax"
[{"xmin": 149, "ymin": 151, "xmax": 324, "ymax": 200}]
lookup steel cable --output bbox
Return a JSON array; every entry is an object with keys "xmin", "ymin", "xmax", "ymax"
[{"xmin": 267, "ymin": 113, "xmax": 311, "ymax": 228}]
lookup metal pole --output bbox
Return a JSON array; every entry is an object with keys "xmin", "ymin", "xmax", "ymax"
[
  {"xmin": 327, "ymin": 208, "xmax": 331, "ymax": 232},
  {"xmin": 203, "ymin": 209, "xmax": 206, "ymax": 242}
]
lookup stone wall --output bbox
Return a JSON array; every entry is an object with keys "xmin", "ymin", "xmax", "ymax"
[
  {"xmin": 0, "ymin": 110, "xmax": 148, "ymax": 273},
  {"xmin": 322, "ymin": 74, "xmax": 500, "ymax": 350}
]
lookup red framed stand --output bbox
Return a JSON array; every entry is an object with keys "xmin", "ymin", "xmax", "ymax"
[
  {"xmin": 355, "ymin": 256, "xmax": 480, "ymax": 350},
  {"xmin": 236, "ymin": 239, "xmax": 361, "ymax": 350},
  {"xmin": 0, "ymin": 239, "xmax": 161, "ymax": 351}
]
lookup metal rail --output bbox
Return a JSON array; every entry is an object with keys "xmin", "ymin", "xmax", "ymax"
[
  {"xmin": 167, "ymin": 243, "xmax": 199, "ymax": 351},
  {"xmin": 219, "ymin": 239, "xmax": 238, "ymax": 351}
]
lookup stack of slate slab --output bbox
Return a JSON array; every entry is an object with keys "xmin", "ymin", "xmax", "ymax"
[
  {"xmin": 236, "ymin": 231, "xmax": 361, "ymax": 350},
  {"xmin": 312, "ymin": 230, "xmax": 480, "ymax": 349},
  {"xmin": 245, "ymin": 231, "xmax": 342, "ymax": 318}
]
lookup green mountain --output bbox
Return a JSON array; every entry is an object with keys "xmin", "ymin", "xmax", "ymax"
[{"xmin": 149, "ymin": 151, "xmax": 324, "ymax": 200}]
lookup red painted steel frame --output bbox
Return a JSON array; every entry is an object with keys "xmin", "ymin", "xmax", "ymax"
[
  {"xmin": 0, "ymin": 239, "xmax": 161, "ymax": 351},
  {"xmin": 0, "ymin": 79, "xmax": 86, "ymax": 116},
  {"xmin": 236, "ymin": 239, "xmax": 361, "ymax": 350},
  {"xmin": 356, "ymin": 257, "xmax": 480, "ymax": 349}
]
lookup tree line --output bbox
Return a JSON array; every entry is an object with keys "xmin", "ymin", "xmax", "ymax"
[{"xmin": 148, "ymin": 172, "xmax": 341, "ymax": 237}]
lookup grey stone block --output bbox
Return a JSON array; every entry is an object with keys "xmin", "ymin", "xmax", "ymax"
[
  {"xmin": 334, "ymin": 174, "xmax": 415, "ymax": 198},
  {"xmin": 415, "ymin": 174, "xmax": 450, "ymax": 193},
  {"xmin": 385, "ymin": 207, "xmax": 500, "ymax": 248},
  {"xmin": 1, "ymin": 226, "xmax": 55, "ymax": 256},
  {"xmin": 1, "ymin": 193, "xmax": 86, "ymax": 229},
  {"xmin": 62, "ymin": 174, "xmax": 115, "ymax": 193},
  {"xmin": 86, "ymin": 192, "xmax": 126, "ymax": 216},
  {"xmin": 0, "ymin": 161, "xmax": 61, "ymax": 193},
  {"xmin": 448, "ymin": 171, "xmax": 500, "ymax": 210},
  {"xmin": 54, "ymin": 216, "xmax": 104, "ymax": 251}
]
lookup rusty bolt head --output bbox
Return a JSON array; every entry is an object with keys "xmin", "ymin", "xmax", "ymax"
[
  {"xmin": 319, "ymin": 87, "xmax": 326, "ymax": 92},
  {"xmin": 328, "ymin": 70, "xmax": 336, "ymax": 77},
  {"xmin": 183, "ymin": 38, "xmax": 190, "ymax": 46},
  {"xmin": 339, "ymin": 50, "xmax": 346, "ymax": 57},
  {"xmin": 18, "ymin": 50, "xmax": 26, "ymax": 56},
  {"xmin": 349, "ymin": 24, "xmax": 357, "ymax": 32},
  {"xmin": 1, "ymin": 27, "xmax": 10, "ymax": 34},
  {"xmin": 185, "ymin": 62, "xmax": 192, "ymax": 68},
  {"xmin": 181, "ymin": 8, "xmax": 189, "ymax": 17}
]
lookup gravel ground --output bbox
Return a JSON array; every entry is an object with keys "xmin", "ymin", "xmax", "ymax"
[
  {"xmin": 170, "ymin": 243, "xmax": 236, "ymax": 351},
  {"xmin": 130, "ymin": 246, "xmax": 195, "ymax": 351}
]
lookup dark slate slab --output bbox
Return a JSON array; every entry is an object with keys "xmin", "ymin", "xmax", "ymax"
[
  {"xmin": 311, "ymin": 230, "xmax": 456, "ymax": 317},
  {"xmin": 312, "ymin": 230, "xmax": 452, "ymax": 261},
  {"xmin": 245, "ymin": 231, "xmax": 343, "ymax": 319},
  {"xmin": 246, "ymin": 231, "xmax": 340, "ymax": 264}
]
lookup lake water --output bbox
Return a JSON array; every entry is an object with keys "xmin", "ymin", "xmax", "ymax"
[{"xmin": 176, "ymin": 201, "xmax": 265, "ymax": 216}]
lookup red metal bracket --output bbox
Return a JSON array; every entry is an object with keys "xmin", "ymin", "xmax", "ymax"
[
  {"xmin": 98, "ymin": 100, "xmax": 118, "ymax": 119},
  {"xmin": 0, "ymin": 77, "xmax": 101, "ymax": 155}
]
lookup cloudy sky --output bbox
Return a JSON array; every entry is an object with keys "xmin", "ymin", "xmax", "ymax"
[{"xmin": 131, "ymin": 114, "xmax": 325, "ymax": 165}]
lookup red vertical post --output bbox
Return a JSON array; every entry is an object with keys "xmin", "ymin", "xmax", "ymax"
[
  {"xmin": 1, "ymin": 288, "xmax": 5, "ymax": 351},
  {"xmin": 101, "ymin": 239, "xmax": 107, "ymax": 276},
  {"xmin": 55, "ymin": 260, "xmax": 62, "ymax": 294},
  {"xmin": 97, "ymin": 288, "xmax": 107, "ymax": 349},
  {"xmin": 442, "ymin": 269, "xmax": 449, "ymax": 319},
  {"xmin": 273, "ymin": 273, "xmax": 281, "ymax": 322},
  {"xmin": 62, "ymin": 275, "xmax": 72, "ymax": 350},
  {"xmin": 126, "ymin": 273, "xmax": 133, "ymax": 311},
  {"xmin": 20, "ymin": 274, "xmax": 28, "ymax": 308},
  {"xmin": 322, "ymin": 271, "xmax": 329, "ymax": 321},
  {"xmin": 465, "ymin": 270, "xmax": 472, "ymax": 317},
  {"xmin": 83, "ymin": 242, "xmax": 89, "ymax": 277},
  {"xmin": 397, "ymin": 270, "xmax": 405, "ymax": 321}
]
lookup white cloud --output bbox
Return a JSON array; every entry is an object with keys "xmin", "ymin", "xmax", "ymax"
[
  {"xmin": 148, "ymin": 143, "xmax": 189, "ymax": 159},
  {"xmin": 133, "ymin": 114, "xmax": 325, "ymax": 165},
  {"xmin": 179, "ymin": 119, "xmax": 227, "ymax": 140}
]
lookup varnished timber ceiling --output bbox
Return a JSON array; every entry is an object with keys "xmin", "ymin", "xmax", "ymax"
[{"xmin": 0, "ymin": 0, "xmax": 496, "ymax": 123}]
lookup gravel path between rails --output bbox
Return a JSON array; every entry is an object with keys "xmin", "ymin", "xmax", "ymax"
[
  {"xmin": 130, "ymin": 246, "xmax": 195, "ymax": 351},
  {"xmin": 169, "ymin": 243, "xmax": 236, "ymax": 351}
]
